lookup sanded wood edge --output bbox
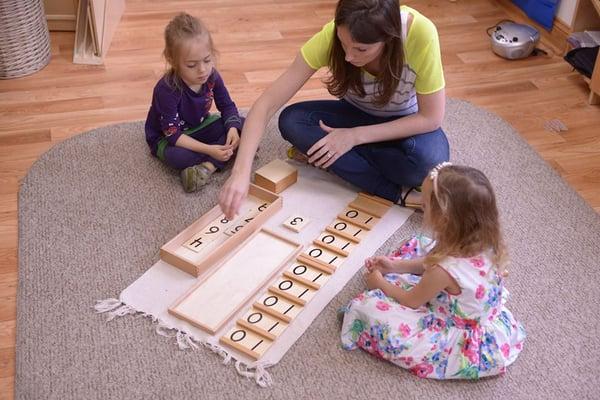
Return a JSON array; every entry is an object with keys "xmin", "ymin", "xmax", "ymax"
[
  {"xmin": 324, "ymin": 226, "xmax": 360, "ymax": 243},
  {"xmin": 297, "ymin": 254, "xmax": 336, "ymax": 274},
  {"xmin": 219, "ymin": 335, "xmax": 262, "ymax": 360},
  {"xmin": 237, "ymin": 319, "xmax": 277, "ymax": 341},
  {"xmin": 159, "ymin": 250, "xmax": 199, "ymax": 276},
  {"xmin": 248, "ymin": 182, "xmax": 280, "ymax": 203},
  {"xmin": 254, "ymin": 302, "xmax": 292, "ymax": 323},
  {"xmin": 167, "ymin": 307, "xmax": 216, "ymax": 334},
  {"xmin": 349, "ymin": 197, "xmax": 389, "ymax": 218},
  {"xmin": 311, "ymin": 239, "xmax": 349, "ymax": 258},
  {"xmin": 253, "ymin": 174, "xmax": 276, "ymax": 193},
  {"xmin": 357, "ymin": 192, "xmax": 394, "ymax": 207},
  {"xmin": 337, "ymin": 212, "xmax": 375, "ymax": 230},
  {"xmin": 268, "ymin": 287, "xmax": 306, "ymax": 306},
  {"xmin": 282, "ymin": 271, "xmax": 321, "ymax": 290}
]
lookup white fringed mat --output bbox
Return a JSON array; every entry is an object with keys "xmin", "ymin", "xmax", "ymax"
[{"xmin": 96, "ymin": 163, "xmax": 412, "ymax": 386}]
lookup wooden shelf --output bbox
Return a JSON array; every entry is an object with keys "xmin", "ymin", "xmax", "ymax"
[
  {"xmin": 571, "ymin": 0, "xmax": 600, "ymax": 104},
  {"xmin": 592, "ymin": 0, "xmax": 600, "ymax": 16}
]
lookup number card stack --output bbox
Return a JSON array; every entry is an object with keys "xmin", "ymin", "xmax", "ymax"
[
  {"xmin": 218, "ymin": 192, "xmax": 393, "ymax": 359},
  {"xmin": 160, "ymin": 184, "xmax": 281, "ymax": 277}
]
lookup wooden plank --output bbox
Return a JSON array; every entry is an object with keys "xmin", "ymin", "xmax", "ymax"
[
  {"xmin": 314, "ymin": 231, "xmax": 356, "ymax": 256},
  {"xmin": 325, "ymin": 218, "xmax": 367, "ymax": 243},
  {"xmin": 219, "ymin": 325, "xmax": 273, "ymax": 360},
  {"xmin": 296, "ymin": 254, "xmax": 336, "ymax": 274},
  {"xmin": 268, "ymin": 276, "xmax": 316, "ymax": 306},
  {"xmin": 168, "ymin": 229, "xmax": 301, "ymax": 334},
  {"xmin": 236, "ymin": 307, "xmax": 288, "ymax": 340},
  {"xmin": 357, "ymin": 192, "xmax": 394, "ymax": 207},
  {"xmin": 348, "ymin": 193, "xmax": 392, "ymax": 218},
  {"xmin": 253, "ymin": 292, "xmax": 303, "ymax": 323},
  {"xmin": 337, "ymin": 207, "xmax": 379, "ymax": 230},
  {"xmin": 302, "ymin": 244, "xmax": 345, "ymax": 269}
]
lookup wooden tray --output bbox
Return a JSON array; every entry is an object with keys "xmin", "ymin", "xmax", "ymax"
[
  {"xmin": 168, "ymin": 228, "xmax": 302, "ymax": 334},
  {"xmin": 160, "ymin": 184, "xmax": 282, "ymax": 276}
]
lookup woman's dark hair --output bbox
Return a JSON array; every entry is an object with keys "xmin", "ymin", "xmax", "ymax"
[{"xmin": 326, "ymin": 0, "xmax": 404, "ymax": 106}]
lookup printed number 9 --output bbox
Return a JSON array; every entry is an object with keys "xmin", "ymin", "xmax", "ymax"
[{"xmin": 205, "ymin": 226, "xmax": 219, "ymax": 234}]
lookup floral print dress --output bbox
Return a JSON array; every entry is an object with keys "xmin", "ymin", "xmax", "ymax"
[{"xmin": 340, "ymin": 235, "xmax": 526, "ymax": 379}]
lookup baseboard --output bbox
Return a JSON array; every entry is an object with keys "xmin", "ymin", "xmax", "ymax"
[
  {"xmin": 46, "ymin": 14, "xmax": 76, "ymax": 31},
  {"xmin": 553, "ymin": 17, "xmax": 573, "ymax": 36}
]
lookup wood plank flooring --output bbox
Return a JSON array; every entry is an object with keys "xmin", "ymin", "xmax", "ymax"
[{"xmin": 0, "ymin": 1, "xmax": 598, "ymax": 398}]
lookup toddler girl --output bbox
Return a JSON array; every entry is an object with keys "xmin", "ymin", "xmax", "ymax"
[
  {"xmin": 145, "ymin": 13, "xmax": 243, "ymax": 192},
  {"xmin": 341, "ymin": 162, "xmax": 525, "ymax": 379}
]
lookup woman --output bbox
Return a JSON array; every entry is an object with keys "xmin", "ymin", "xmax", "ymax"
[{"xmin": 220, "ymin": 0, "xmax": 449, "ymax": 219}]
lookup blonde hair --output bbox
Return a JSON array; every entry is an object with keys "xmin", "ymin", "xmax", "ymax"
[
  {"xmin": 162, "ymin": 13, "xmax": 215, "ymax": 90},
  {"xmin": 424, "ymin": 164, "xmax": 508, "ymax": 273}
]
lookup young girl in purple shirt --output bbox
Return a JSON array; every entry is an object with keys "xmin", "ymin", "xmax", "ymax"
[{"xmin": 145, "ymin": 13, "xmax": 243, "ymax": 192}]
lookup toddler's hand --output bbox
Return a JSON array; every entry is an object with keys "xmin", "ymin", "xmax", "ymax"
[
  {"xmin": 209, "ymin": 144, "xmax": 234, "ymax": 161},
  {"xmin": 365, "ymin": 255, "xmax": 394, "ymax": 274},
  {"xmin": 365, "ymin": 270, "xmax": 385, "ymax": 290},
  {"xmin": 226, "ymin": 127, "xmax": 240, "ymax": 149}
]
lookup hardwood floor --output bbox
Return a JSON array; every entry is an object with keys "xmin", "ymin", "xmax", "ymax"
[{"xmin": 0, "ymin": 0, "xmax": 598, "ymax": 398}]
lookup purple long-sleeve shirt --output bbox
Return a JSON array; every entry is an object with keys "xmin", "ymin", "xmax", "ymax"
[{"xmin": 144, "ymin": 70, "xmax": 242, "ymax": 154}]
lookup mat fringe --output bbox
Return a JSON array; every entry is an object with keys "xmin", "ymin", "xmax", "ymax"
[{"xmin": 94, "ymin": 298, "xmax": 273, "ymax": 387}]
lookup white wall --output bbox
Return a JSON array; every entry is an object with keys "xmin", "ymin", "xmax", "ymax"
[{"xmin": 556, "ymin": 0, "xmax": 577, "ymax": 25}]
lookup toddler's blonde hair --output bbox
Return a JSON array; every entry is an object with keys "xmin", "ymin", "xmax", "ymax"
[
  {"xmin": 424, "ymin": 164, "xmax": 508, "ymax": 274},
  {"xmin": 163, "ymin": 13, "xmax": 215, "ymax": 89}
]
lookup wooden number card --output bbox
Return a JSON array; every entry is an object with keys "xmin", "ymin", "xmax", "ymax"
[
  {"xmin": 224, "ymin": 198, "xmax": 271, "ymax": 237},
  {"xmin": 174, "ymin": 189, "xmax": 393, "ymax": 361},
  {"xmin": 337, "ymin": 207, "xmax": 379, "ymax": 230},
  {"xmin": 169, "ymin": 229, "xmax": 301, "ymax": 334},
  {"xmin": 326, "ymin": 218, "xmax": 367, "ymax": 243},
  {"xmin": 303, "ymin": 244, "xmax": 345, "ymax": 269},
  {"xmin": 283, "ymin": 260, "xmax": 331, "ymax": 289},
  {"xmin": 220, "ymin": 325, "xmax": 273, "ymax": 360},
  {"xmin": 237, "ymin": 307, "xmax": 288, "ymax": 340},
  {"xmin": 348, "ymin": 192, "xmax": 393, "ymax": 218},
  {"xmin": 282, "ymin": 215, "xmax": 310, "ymax": 233},
  {"xmin": 254, "ymin": 292, "xmax": 303, "ymax": 323},
  {"xmin": 183, "ymin": 215, "xmax": 233, "ymax": 253},
  {"xmin": 268, "ymin": 277, "xmax": 316, "ymax": 306},
  {"xmin": 314, "ymin": 231, "xmax": 356, "ymax": 257}
]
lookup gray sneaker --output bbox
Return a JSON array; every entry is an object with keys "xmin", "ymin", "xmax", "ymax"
[{"xmin": 180, "ymin": 164, "xmax": 213, "ymax": 193}]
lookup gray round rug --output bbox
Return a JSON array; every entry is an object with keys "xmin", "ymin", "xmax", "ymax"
[{"xmin": 17, "ymin": 99, "xmax": 600, "ymax": 399}]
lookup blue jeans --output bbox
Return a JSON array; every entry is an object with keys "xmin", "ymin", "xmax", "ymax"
[{"xmin": 278, "ymin": 100, "xmax": 450, "ymax": 202}]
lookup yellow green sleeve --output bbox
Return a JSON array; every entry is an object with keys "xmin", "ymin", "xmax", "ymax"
[
  {"xmin": 300, "ymin": 20, "xmax": 335, "ymax": 70},
  {"xmin": 405, "ymin": 10, "xmax": 445, "ymax": 94}
]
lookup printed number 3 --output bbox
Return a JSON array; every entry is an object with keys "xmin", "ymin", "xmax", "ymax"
[{"xmin": 290, "ymin": 217, "xmax": 303, "ymax": 226}]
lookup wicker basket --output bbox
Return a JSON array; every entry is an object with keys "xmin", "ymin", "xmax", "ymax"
[{"xmin": 0, "ymin": 0, "xmax": 51, "ymax": 79}]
